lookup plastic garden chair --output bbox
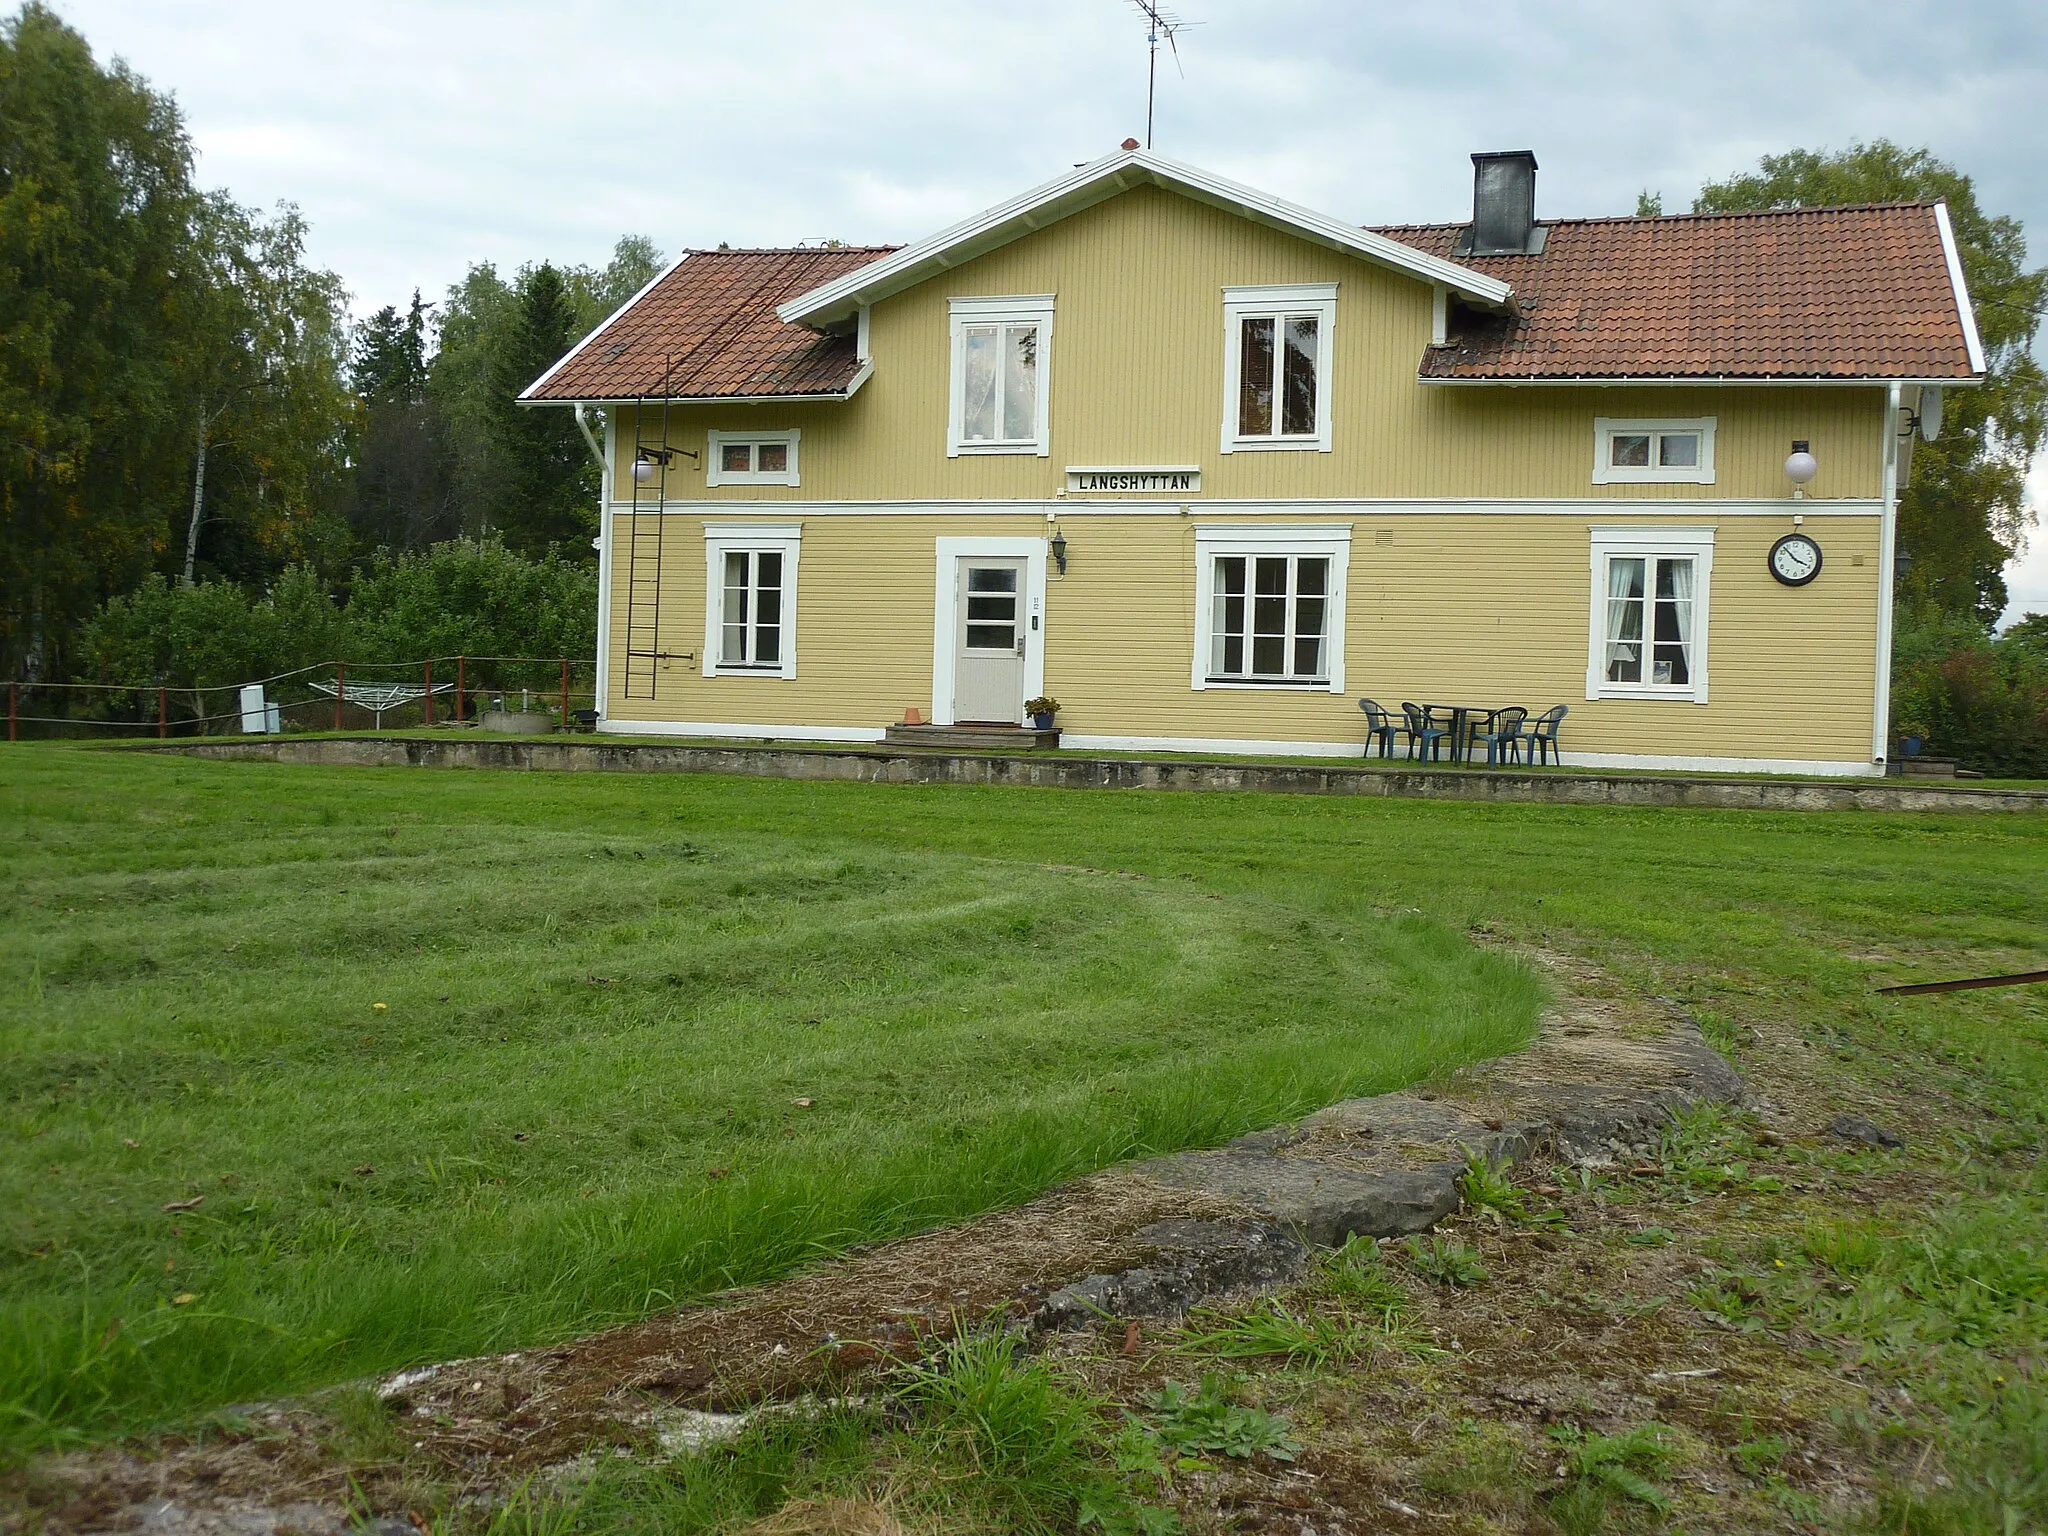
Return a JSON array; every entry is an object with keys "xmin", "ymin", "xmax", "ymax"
[
  {"xmin": 1527, "ymin": 704, "xmax": 1569, "ymax": 766},
  {"xmin": 1357, "ymin": 698, "xmax": 1401, "ymax": 759},
  {"xmin": 1402, "ymin": 702, "xmax": 1450, "ymax": 763},
  {"xmin": 1469, "ymin": 706, "xmax": 1530, "ymax": 768}
]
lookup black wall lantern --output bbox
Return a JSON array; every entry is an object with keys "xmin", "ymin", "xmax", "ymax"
[{"xmin": 1050, "ymin": 527, "xmax": 1068, "ymax": 575}]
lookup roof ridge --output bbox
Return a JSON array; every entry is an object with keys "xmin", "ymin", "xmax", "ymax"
[
  {"xmin": 682, "ymin": 244, "xmax": 903, "ymax": 256},
  {"xmin": 1370, "ymin": 200, "xmax": 1939, "ymax": 235}
]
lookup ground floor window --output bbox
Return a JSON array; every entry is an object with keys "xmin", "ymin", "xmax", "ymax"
[
  {"xmin": 1210, "ymin": 554, "xmax": 1329, "ymax": 682},
  {"xmin": 1586, "ymin": 527, "xmax": 1713, "ymax": 702},
  {"xmin": 702, "ymin": 522, "xmax": 802, "ymax": 679},
  {"xmin": 1191, "ymin": 525, "xmax": 1350, "ymax": 693}
]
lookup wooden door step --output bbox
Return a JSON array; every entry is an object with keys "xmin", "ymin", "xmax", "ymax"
[{"xmin": 882, "ymin": 724, "xmax": 1062, "ymax": 751}]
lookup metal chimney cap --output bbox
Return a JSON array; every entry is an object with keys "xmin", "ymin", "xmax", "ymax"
[{"xmin": 1471, "ymin": 149, "xmax": 1539, "ymax": 170}]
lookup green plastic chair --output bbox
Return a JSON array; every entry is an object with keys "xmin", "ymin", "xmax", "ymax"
[
  {"xmin": 1402, "ymin": 702, "xmax": 1450, "ymax": 762},
  {"xmin": 1357, "ymin": 698, "xmax": 1401, "ymax": 758},
  {"xmin": 1470, "ymin": 706, "xmax": 1530, "ymax": 768},
  {"xmin": 1527, "ymin": 704, "xmax": 1569, "ymax": 766}
]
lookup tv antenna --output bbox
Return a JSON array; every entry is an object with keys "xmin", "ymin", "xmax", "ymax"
[{"xmin": 1128, "ymin": 1, "xmax": 1197, "ymax": 149}]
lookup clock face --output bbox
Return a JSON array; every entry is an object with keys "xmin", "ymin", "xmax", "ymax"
[{"xmin": 1769, "ymin": 533, "xmax": 1823, "ymax": 586}]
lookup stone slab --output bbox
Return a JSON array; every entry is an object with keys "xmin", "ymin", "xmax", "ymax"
[{"xmin": 141, "ymin": 737, "xmax": 2048, "ymax": 814}]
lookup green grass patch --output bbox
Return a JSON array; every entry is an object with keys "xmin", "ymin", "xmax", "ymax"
[{"xmin": 1, "ymin": 747, "xmax": 1541, "ymax": 1450}]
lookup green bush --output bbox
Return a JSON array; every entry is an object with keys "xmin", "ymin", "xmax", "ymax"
[
  {"xmin": 73, "ymin": 540, "xmax": 596, "ymax": 708},
  {"xmin": 1890, "ymin": 604, "xmax": 2048, "ymax": 777}
]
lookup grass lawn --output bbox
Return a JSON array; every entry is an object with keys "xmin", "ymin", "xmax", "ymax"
[
  {"xmin": 2, "ymin": 746, "xmax": 1541, "ymax": 1451},
  {"xmin": 4, "ymin": 744, "xmax": 2045, "ymax": 1529}
]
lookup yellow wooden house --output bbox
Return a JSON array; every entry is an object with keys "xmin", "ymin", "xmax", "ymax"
[{"xmin": 521, "ymin": 147, "xmax": 1983, "ymax": 775}]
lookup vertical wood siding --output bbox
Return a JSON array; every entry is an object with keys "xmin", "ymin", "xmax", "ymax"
[{"xmin": 608, "ymin": 186, "xmax": 1887, "ymax": 504}]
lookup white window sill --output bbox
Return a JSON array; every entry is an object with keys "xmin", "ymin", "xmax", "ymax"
[
  {"xmin": 1200, "ymin": 677, "xmax": 1335, "ymax": 692},
  {"xmin": 708, "ymin": 664, "xmax": 795, "ymax": 679},
  {"xmin": 1222, "ymin": 437, "xmax": 1329, "ymax": 454},
  {"xmin": 950, "ymin": 441, "xmax": 1049, "ymax": 457},
  {"xmin": 1588, "ymin": 683, "xmax": 1704, "ymax": 703},
  {"xmin": 1592, "ymin": 472, "xmax": 1715, "ymax": 486}
]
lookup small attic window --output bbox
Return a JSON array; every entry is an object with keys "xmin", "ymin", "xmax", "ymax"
[
  {"xmin": 706, "ymin": 430, "xmax": 800, "ymax": 487},
  {"xmin": 1592, "ymin": 418, "xmax": 1716, "ymax": 486}
]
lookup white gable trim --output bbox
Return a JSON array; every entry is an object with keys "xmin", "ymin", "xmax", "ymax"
[
  {"xmin": 520, "ymin": 249, "xmax": 687, "ymax": 402},
  {"xmin": 775, "ymin": 149, "xmax": 1513, "ymax": 328},
  {"xmin": 1932, "ymin": 201, "xmax": 1987, "ymax": 377}
]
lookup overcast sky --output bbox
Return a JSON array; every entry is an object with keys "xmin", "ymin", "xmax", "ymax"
[{"xmin": 47, "ymin": 0, "xmax": 2048, "ymax": 620}]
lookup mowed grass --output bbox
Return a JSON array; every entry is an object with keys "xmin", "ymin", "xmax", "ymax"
[{"xmin": 1, "ymin": 748, "xmax": 1544, "ymax": 1451}]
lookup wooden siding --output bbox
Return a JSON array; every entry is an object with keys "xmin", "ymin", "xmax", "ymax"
[
  {"xmin": 609, "ymin": 185, "xmax": 1888, "ymax": 504},
  {"xmin": 606, "ymin": 509, "xmax": 1882, "ymax": 765}
]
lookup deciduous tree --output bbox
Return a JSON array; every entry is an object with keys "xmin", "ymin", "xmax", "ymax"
[{"xmin": 1695, "ymin": 142, "xmax": 2047, "ymax": 624}]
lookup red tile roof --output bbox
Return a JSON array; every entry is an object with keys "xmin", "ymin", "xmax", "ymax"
[
  {"xmin": 522, "ymin": 246, "xmax": 898, "ymax": 402},
  {"xmin": 525, "ymin": 203, "xmax": 1978, "ymax": 401},
  {"xmin": 1374, "ymin": 203, "xmax": 1978, "ymax": 381}
]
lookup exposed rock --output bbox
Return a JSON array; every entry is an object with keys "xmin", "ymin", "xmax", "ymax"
[
  {"xmin": 1827, "ymin": 1113, "xmax": 1906, "ymax": 1149},
  {"xmin": 1035, "ymin": 1219, "xmax": 1311, "ymax": 1327},
  {"xmin": 1133, "ymin": 1150, "xmax": 1466, "ymax": 1248}
]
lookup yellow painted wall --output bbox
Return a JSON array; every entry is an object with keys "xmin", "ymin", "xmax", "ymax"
[
  {"xmin": 608, "ymin": 184, "xmax": 1888, "ymax": 504},
  {"xmin": 606, "ymin": 509, "xmax": 1882, "ymax": 766}
]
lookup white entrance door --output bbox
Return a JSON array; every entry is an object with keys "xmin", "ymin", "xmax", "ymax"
[{"xmin": 953, "ymin": 558, "xmax": 1027, "ymax": 724}]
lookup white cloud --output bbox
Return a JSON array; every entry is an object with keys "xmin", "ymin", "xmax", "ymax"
[{"xmin": 39, "ymin": 0, "xmax": 2048, "ymax": 601}]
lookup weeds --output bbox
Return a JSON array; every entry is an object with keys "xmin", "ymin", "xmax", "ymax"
[
  {"xmin": 1319, "ymin": 1235, "xmax": 1409, "ymax": 1319},
  {"xmin": 895, "ymin": 1327, "xmax": 1176, "ymax": 1536},
  {"xmin": 1403, "ymin": 1236, "xmax": 1489, "ymax": 1288},
  {"xmin": 1176, "ymin": 1299, "xmax": 1370, "ymax": 1369},
  {"xmin": 1548, "ymin": 1422, "xmax": 1676, "ymax": 1514},
  {"xmin": 1138, "ymin": 1374, "xmax": 1298, "ymax": 1464},
  {"xmin": 1460, "ymin": 1153, "xmax": 1565, "ymax": 1230}
]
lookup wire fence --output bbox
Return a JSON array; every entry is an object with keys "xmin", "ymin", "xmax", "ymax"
[{"xmin": 5, "ymin": 656, "xmax": 599, "ymax": 742}]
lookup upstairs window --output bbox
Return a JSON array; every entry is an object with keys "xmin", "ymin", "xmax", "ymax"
[
  {"xmin": 1221, "ymin": 284, "xmax": 1336, "ymax": 453},
  {"xmin": 1592, "ymin": 418, "xmax": 1716, "ymax": 485},
  {"xmin": 948, "ymin": 295, "xmax": 1053, "ymax": 456},
  {"xmin": 706, "ymin": 430, "xmax": 800, "ymax": 487}
]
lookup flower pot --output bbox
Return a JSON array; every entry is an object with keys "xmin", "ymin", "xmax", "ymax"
[{"xmin": 1031, "ymin": 711, "xmax": 1056, "ymax": 731}]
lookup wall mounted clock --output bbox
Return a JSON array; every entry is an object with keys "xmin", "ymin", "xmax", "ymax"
[{"xmin": 1768, "ymin": 532, "xmax": 1823, "ymax": 587}]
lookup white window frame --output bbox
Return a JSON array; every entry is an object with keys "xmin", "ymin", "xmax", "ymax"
[
  {"xmin": 1220, "ymin": 283, "xmax": 1337, "ymax": 454},
  {"xmin": 702, "ymin": 522, "xmax": 802, "ymax": 680},
  {"xmin": 947, "ymin": 295, "xmax": 1054, "ymax": 457},
  {"xmin": 1592, "ymin": 417, "xmax": 1716, "ymax": 485},
  {"xmin": 1586, "ymin": 525, "xmax": 1713, "ymax": 704},
  {"xmin": 705, "ymin": 429, "xmax": 801, "ymax": 487},
  {"xmin": 1191, "ymin": 524, "xmax": 1350, "ymax": 694}
]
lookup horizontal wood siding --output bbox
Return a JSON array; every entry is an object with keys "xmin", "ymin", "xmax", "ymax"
[
  {"xmin": 608, "ymin": 510, "xmax": 1881, "ymax": 764},
  {"xmin": 609, "ymin": 186, "xmax": 1887, "ymax": 504}
]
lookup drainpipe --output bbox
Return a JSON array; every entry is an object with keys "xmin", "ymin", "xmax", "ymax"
[
  {"xmin": 578, "ymin": 401, "xmax": 615, "ymax": 728},
  {"xmin": 1872, "ymin": 381, "xmax": 1902, "ymax": 772}
]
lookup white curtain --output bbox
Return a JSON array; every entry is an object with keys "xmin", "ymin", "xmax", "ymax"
[
  {"xmin": 1605, "ymin": 557, "xmax": 1643, "ymax": 679},
  {"xmin": 1667, "ymin": 557, "xmax": 1695, "ymax": 676}
]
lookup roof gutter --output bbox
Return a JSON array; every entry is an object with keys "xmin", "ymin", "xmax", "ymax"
[
  {"xmin": 526, "ymin": 360, "xmax": 877, "ymax": 411},
  {"xmin": 1415, "ymin": 373, "xmax": 1982, "ymax": 388}
]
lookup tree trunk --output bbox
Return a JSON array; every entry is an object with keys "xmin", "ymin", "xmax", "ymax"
[{"xmin": 183, "ymin": 420, "xmax": 210, "ymax": 586}]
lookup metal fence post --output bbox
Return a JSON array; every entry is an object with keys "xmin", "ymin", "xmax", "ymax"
[
  {"xmin": 560, "ymin": 658, "xmax": 569, "ymax": 727},
  {"xmin": 7, "ymin": 683, "xmax": 15, "ymax": 743},
  {"xmin": 424, "ymin": 659, "xmax": 435, "ymax": 726},
  {"xmin": 157, "ymin": 687, "xmax": 167, "ymax": 740},
  {"xmin": 334, "ymin": 662, "xmax": 345, "ymax": 732},
  {"xmin": 456, "ymin": 655, "xmax": 465, "ymax": 722}
]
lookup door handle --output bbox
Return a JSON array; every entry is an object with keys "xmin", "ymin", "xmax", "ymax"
[{"xmin": 1014, "ymin": 635, "xmax": 1025, "ymax": 657}]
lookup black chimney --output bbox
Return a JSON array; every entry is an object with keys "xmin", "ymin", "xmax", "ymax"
[{"xmin": 1462, "ymin": 150, "xmax": 1544, "ymax": 256}]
